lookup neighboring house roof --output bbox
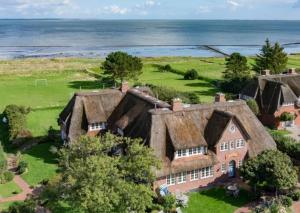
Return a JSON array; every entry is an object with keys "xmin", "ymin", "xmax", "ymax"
[
  {"xmin": 241, "ymin": 74, "xmax": 300, "ymax": 114},
  {"xmin": 59, "ymin": 89, "xmax": 123, "ymax": 142},
  {"xmin": 60, "ymin": 87, "xmax": 276, "ymax": 178}
]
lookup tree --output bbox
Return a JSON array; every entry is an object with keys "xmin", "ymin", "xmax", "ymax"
[
  {"xmin": 246, "ymin": 99, "xmax": 260, "ymax": 116},
  {"xmin": 240, "ymin": 150, "xmax": 297, "ymax": 195},
  {"xmin": 253, "ymin": 39, "xmax": 288, "ymax": 74},
  {"xmin": 224, "ymin": 52, "xmax": 250, "ymax": 80},
  {"xmin": 184, "ymin": 69, "xmax": 199, "ymax": 80},
  {"xmin": 3, "ymin": 105, "xmax": 31, "ymax": 140},
  {"xmin": 45, "ymin": 134, "xmax": 160, "ymax": 213},
  {"xmin": 221, "ymin": 53, "xmax": 251, "ymax": 94},
  {"xmin": 102, "ymin": 51, "xmax": 143, "ymax": 82}
]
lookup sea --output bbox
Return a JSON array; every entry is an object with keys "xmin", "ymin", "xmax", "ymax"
[{"xmin": 1, "ymin": 19, "xmax": 300, "ymax": 59}]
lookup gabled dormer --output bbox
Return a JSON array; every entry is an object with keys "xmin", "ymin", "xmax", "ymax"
[{"xmin": 205, "ymin": 110, "xmax": 250, "ymax": 154}]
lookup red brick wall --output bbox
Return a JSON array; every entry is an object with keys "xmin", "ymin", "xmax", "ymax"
[
  {"xmin": 154, "ymin": 120, "xmax": 248, "ymax": 193},
  {"xmin": 274, "ymin": 105, "xmax": 300, "ymax": 129}
]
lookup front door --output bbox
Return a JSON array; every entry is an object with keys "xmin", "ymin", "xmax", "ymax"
[{"xmin": 228, "ymin": 160, "xmax": 236, "ymax": 177}]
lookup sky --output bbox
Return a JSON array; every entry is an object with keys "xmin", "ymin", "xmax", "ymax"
[{"xmin": 0, "ymin": 0, "xmax": 300, "ymax": 20}]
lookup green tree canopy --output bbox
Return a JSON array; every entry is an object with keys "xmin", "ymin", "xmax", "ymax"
[
  {"xmin": 253, "ymin": 39, "xmax": 288, "ymax": 74},
  {"xmin": 240, "ymin": 150, "xmax": 297, "ymax": 193},
  {"xmin": 102, "ymin": 51, "xmax": 143, "ymax": 82},
  {"xmin": 45, "ymin": 134, "xmax": 160, "ymax": 213},
  {"xmin": 224, "ymin": 52, "xmax": 250, "ymax": 80}
]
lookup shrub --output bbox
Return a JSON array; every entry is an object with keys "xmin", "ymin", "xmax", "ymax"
[
  {"xmin": 269, "ymin": 130, "xmax": 300, "ymax": 160},
  {"xmin": 0, "ymin": 142, "xmax": 7, "ymax": 173},
  {"xmin": 246, "ymin": 99, "xmax": 260, "ymax": 115},
  {"xmin": 3, "ymin": 105, "xmax": 31, "ymax": 140},
  {"xmin": 291, "ymin": 190, "xmax": 300, "ymax": 201},
  {"xmin": 280, "ymin": 195, "xmax": 293, "ymax": 207},
  {"xmin": 18, "ymin": 161, "xmax": 28, "ymax": 174},
  {"xmin": 184, "ymin": 69, "xmax": 199, "ymax": 80},
  {"xmin": 148, "ymin": 84, "xmax": 200, "ymax": 104},
  {"xmin": 162, "ymin": 194, "xmax": 176, "ymax": 213},
  {"xmin": 0, "ymin": 171, "xmax": 14, "ymax": 184},
  {"xmin": 4, "ymin": 199, "xmax": 36, "ymax": 213},
  {"xmin": 280, "ymin": 112, "xmax": 295, "ymax": 122},
  {"xmin": 163, "ymin": 64, "xmax": 172, "ymax": 72}
]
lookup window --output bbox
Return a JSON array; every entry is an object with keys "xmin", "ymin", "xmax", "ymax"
[
  {"xmin": 230, "ymin": 141, "xmax": 235, "ymax": 150},
  {"xmin": 221, "ymin": 164, "xmax": 226, "ymax": 173},
  {"xmin": 236, "ymin": 139, "xmax": 245, "ymax": 148},
  {"xmin": 238, "ymin": 160, "xmax": 243, "ymax": 167},
  {"xmin": 177, "ymin": 172, "xmax": 187, "ymax": 184},
  {"xmin": 175, "ymin": 146, "xmax": 207, "ymax": 158},
  {"xmin": 200, "ymin": 167, "xmax": 213, "ymax": 179},
  {"xmin": 90, "ymin": 122, "xmax": 107, "ymax": 131},
  {"xmin": 190, "ymin": 170, "xmax": 199, "ymax": 181},
  {"xmin": 229, "ymin": 125, "xmax": 236, "ymax": 133},
  {"xmin": 166, "ymin": 174, "xmax": 175, "ymax": 185},
  {"xmin": 220, "ymin": 142, "xmax": 229, "ymax": 151}
]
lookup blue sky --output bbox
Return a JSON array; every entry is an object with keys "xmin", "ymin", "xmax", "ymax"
[{"xmin": 0, "ymin": 0, "xmax": 300, "ymax": 19}]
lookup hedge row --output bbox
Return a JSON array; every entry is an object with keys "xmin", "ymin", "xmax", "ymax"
[{"xmin": 269, "ymin": 130, "xmax": 300, "ymax": 161}]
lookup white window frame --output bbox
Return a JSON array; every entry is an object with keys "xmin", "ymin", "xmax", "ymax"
[
  {"xmin": 175, "ymin": 146, "xmax": 207, "ymax": 159},
  {"xmin": 236, "ymin": 139, "xmax": 245, "ymax": 149},
  {"xmin": 229, "ymin": 141, "xmax": 235, "ymax": 150},
  {"xmin": 190, "ymin": 169, "xmax": 199, "ymax": 181},
  {"xmin": 200, "ymin": 166, "xmax": 213, "ymax": 179},
  {"xmin": 177, "ymin": 172, "xmax": 187, "ymax": 184},
  {"xmin": 166, "ymin": 174, "xmax": 176, "ymax": 185},
  {"xmin": 221, "ymin": 163, "xmax": 226, "ymax": 173},
  {"xmin": 89, "ymin": 122, "xmax": 107, "ymax": 131},
  {"xmin": 220, "ymin": 142, "xmax": 229, "ymax": 151}
]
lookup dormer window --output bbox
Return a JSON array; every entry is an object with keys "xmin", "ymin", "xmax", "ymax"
[
  {"xmin": 175, "ymin": 146, "xmax": 207, "ymax": 159},
  {"xmin": 89, "ymin": 122, "xmax": 107, "ymax": 131}
]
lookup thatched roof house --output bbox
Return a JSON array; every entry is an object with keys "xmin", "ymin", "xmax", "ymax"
[
  {"xmin": 241, "ymin": 70, "xmax": 300, "ymax": 128},
  {"xmin": 59, "ymin": 85, "xmax": 276, "ymax": 192}
]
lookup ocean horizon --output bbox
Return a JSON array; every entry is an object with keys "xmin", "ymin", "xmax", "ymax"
[{"xmin": 1, "ymin": 19, "xmax": 300, "ymax": 59}]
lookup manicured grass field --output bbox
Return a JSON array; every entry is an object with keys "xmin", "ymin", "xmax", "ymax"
[
  {"xmin": 0, "ymin": 181, "xmax": 22, "ymax": 198},
  {"xmin": 182, "ymin": 188, "xmax": 254, "ymax": 213},
  {"xmin": 21, "ymin": 142, "xmax": 59, "ymax": 186},
  {"xmin": 27, "ymin": 108, "xmax": 62, "ymax": 137}
]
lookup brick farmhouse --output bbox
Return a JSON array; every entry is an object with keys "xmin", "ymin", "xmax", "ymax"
[
  {"xmin": 241, "ymin": 69, "xmax": 300, "ymax": 129},
  {"xmin": 59, "ymin": 83, "xmax": 276, "ymax": 193}
]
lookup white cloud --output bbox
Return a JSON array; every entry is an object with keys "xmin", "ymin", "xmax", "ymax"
[
  {"xmin": 0, "ymin": 0, "xmax": 76, "ymax": 16},
  {"xmin": 103, "ymin": 5, "xmax": 129, "ymax": 15},
  {"xmin": 197, "ymin": 6, "xmax": 212, "ymax": 13}
]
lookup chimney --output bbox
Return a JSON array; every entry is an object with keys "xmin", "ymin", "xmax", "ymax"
[
  {"xmin": 288, "ymin": 68, "xmax": 296, "ymax": 75},
  {"xmin": 215, "ymin": 93, "xmax": 226, "ymax": 103},
  {"xmin": 120, "ymin": 81, "xmax": 129, "ymax": 93},
  {"xmin": 261, "ymin": 69, "xmax": 271, "ymax": 76},
  {"xmin": 172, "ymin": 98, "xmax": 183, "ymax": 112}
]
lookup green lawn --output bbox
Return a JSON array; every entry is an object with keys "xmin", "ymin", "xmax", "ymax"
[
  {"xmin": 0, "ymin": 201, "xmax": 22, "ymax": 211},
  {"xmin": 0, "ymin": 181, "xmax": 22, "ymax": 198},
  {"xmin": 27, "ymin": 108, "xmax": 62, "ymax": 137},
  {"xmin": 182, "ymin": 188, "xmax": 254, "ymax": 213},
  {"xmin": 21, "ymin": 142, "xmax": 59, "ymax": 186}
]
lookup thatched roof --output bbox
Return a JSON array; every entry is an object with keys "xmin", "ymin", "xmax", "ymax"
[
  {"xmin": 60, "ymin": 86, "xmax": 276, "ymax": 178},
  {"xmin": 59, "ymin": 89, "xmax": 123, "ymax": 142},
  {"xmin": 241, "ymin": 74, "xmax": 300, "ymax": 114}
]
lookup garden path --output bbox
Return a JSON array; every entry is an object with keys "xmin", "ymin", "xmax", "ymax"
[{"xmin": 0, "ymin": 155, "xmax": 33, "ymax": 203}]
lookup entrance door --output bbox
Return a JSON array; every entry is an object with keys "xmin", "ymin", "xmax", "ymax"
[{"xmin": 228, "ymin": 160, "xmax": 236, "ymax": 178}]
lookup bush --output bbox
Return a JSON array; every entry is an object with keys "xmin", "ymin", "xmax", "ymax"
[
  {"xmin": 291, "ymin": 190, "xmax": 300, "ymax": 201},
  {"xmin": 3, "ymin": 105, "xmax": 31, "ymax": 140},
  {"xmin": 269, "ymin": 130, "xmax": 300, "ymax": 160},
  {"xmin": 163, "ymin": 64, "xmax": 172, "ymax": 72},
  {"xmin": 184, "ymin": 69, "xmax": 199, "ymax": 80},
  {"xmin": 18, "ymin": 161, "xmax": 28, "ymax": 174},
  {"xmin": 0, "ymin": 142, "xmax": 7, "ymax": 173},
  {"xmin": 280, "ymin": 195, "xmax": 293, "ymax": 207},
  {"xmin": 162, "ymin": 194, "xmax": 176, "ymax": 213},
  {"xmin": 246, "ymin": 99, "xmax": 260, "ymax": 115},
  {"xmin": 280, "ymin": 112, "xmax": 295, "ymax": 122},
  {"xmin": 0, "ymin": 171, "xmax": 14, "ymax": 184},
  {"xmin": 4, "ymin": 199, "xmax": 36, "ymax": 213},
  {"xmin": 148, "ymin": 84, "xmax": 200, "ymax": 104}
]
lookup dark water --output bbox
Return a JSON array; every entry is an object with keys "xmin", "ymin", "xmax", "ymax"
[{"xmin": 1, "ymin": 19, "xmax": 300, "ymax": 58}]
